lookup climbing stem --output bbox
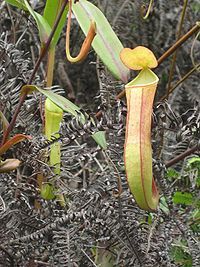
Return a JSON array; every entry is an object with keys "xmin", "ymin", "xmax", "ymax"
[
  {"xmin": 157, "ymin": 0, "xmax": 189, "ymax": 159},
  {"xmin": 46, "ymin": 48, "xmax": 55, "ymax": 87},
  {"xmin": 166, "ymin": 144, "xmax": 199, "ymax": 168},
  {"xmin": 1, "ymin": 0, "xmax": 69, "ymax": 145},
  {"xmin": 159, "ymin": 62, "xmax": 200, "ymax": 102},
  {"xmin": 142, "ymin": 0, "xmax": 154, "ymax": 20},
  {"xmin": 166, "ymin": 0, "xmax": 189, "ymax": 98},
  {"xmin": 66, "ymin": 0, "xmax": 96, "ymax": 63}
]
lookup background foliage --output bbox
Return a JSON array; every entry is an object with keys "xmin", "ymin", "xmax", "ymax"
[{"xmin": 0, "ymin": 0, "xmax": 199, "ymax": 266}]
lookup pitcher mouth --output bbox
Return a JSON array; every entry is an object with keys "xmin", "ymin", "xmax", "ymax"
[{"xmin": 125, "ymin": 68, "xmax": 159, "ymax": 88}]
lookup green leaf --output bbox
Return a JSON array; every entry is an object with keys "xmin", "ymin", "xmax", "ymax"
[
  {"xmin": 170, "ymin": 240, "xmax": 192, "ymax": 267},
  {"xmin": 189, "ymin": 209, "xmax": 200, "ymax": 233},
  {"xmin": 147, "ymin": 213, "xmax": 154, "ymax": 224},
  {"xmin": 92, "ymin": 131, "xmax": 107, "ymax": 150},
  {"xmin": 40, "ymin": 87, "xmax": 81, "ymax": 116},
  {"xmin": 159, "ymin": 196, "xmax": 170, "ymax": 215},
  {"xmin": 6, "ymin": 0, "xmax": 51, "ymax": 43},
  {"xmin": 0, "ymin": 134, "xmax": 32, "ymax": 156},
  {"xmin": 72, "ymin": 0, "xmax": 130, "ymax": 83},
  {"xmin": 21, "ymin": 85, "xmax": 107, "ymax": 149},
  {"xmin": 166, "ymin": 168, "xmax": 179, "ymax": 179},
  {"xmin": 21, "ymin": 85, "xmax": 80, "ymax": 116},
  {"xmin": 24, "ymin": 0, "xmax": 51, "ymax": 44},
  {"xmin": 41, "ymin": 184, "xmax": 55, "ymax": 200},
  {"xmin": 6, "ymin": 0, "xmax": 51, "ymax": 44},
  {"xmin": 173, "ymin": 192, "xmax": 194, "ymax": 205},
  {"xmin": 188, "ymin": 157, "xmax": 200, "ymax": 166},
  {"xmin": 43, "ymin": 0, "xmax": 69, "ymax": 47},
  {"xmin": 5, "ymin": 0, "xmax": 27, "ymax": 10}
]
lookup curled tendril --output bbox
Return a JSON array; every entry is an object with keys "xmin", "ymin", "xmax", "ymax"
[
  {"xmin": 66, "ymin": 0, "xmax": 96, "ymax": 63},
  {"xmin": 142, "ymin": 0, "xmax": 154, "ymax": 20}
]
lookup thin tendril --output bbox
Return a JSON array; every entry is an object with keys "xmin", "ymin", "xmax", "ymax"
[{"xmin": 143, "ymin": 0, "xmax": 154, "ymax": 20}]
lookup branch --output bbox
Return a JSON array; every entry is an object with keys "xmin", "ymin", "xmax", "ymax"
[{"xmin": 165, "ymin": 144, "xmax": 199, "ymax": 168}]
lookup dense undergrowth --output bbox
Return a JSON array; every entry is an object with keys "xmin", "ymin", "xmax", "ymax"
[{"xmin": 0, "ymin": 0, "xmax": 199, "ymax": 266}]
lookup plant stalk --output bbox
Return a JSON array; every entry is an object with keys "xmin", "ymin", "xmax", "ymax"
[
  {"xmin": 159, "ymin": 62, "xmax": 200, "ymax": 102},
  {"xmin": 166, "ymin": 0, "xmax": 189, "ymax": 98},
  {"xmin": 165, "ymin": 144, "xmax": 199, "ymax": 168},
  {"xmin": 142, "ymin": 0, "xmax": 154, "ymax": 20},
  {"xmin": 1, "ymin": 0, "xmax": 69, "ymax": 145},
  {"xmin": 158, "ymin": 0, "xmax": 189, "ymax": 159},
  {"xmin": 158, "ymin": 23, "xmax": 200, "ymax": 65}
]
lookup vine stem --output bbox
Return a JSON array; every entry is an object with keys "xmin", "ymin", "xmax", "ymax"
[
  {"xmin": 1, "ymin": 0, "xmax": 69, "ymax": 146},
  {"xmin": 157, "ymin": 23, "xmax": 200, "ymax": 65},
  {"xmin": 165, "ymin": 0, "xmax": 189, "ymax": 98},
  {"xmin": 165, "ymin": 144, "xmax": 199, "ymax": 168},
  {"xmin": 159, "ymin": 62, "xmax": 200, "ymax": 102},
  {"xmin": 157, "ymin": 0, "xmax": 189, "ymax": 159},
  {"xmin": 142, "ymin": 0, "xmax": 154, "ymax": 20}
]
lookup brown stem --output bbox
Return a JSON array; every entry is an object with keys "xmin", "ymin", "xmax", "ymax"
[
  {"xmin": 158, "ymin": 23, "xmax": 200, "ymax": 65},
  {"xmin": 46, "ymin": 48, "xmax": 55, "ymax": 87},
  {"xmin": 165, "ymin": 144, "xmax": 199, "ymax": 168},
  {"xmin": 166, "ymin": 0, "xmax": 189, "ymax": 98},
  {"xmin": 159, "ymin": 62, "xmax": 200, "ymax": 102},
  {"xmin": 1, "ymin": 93, "xmax": 27, "ymax": 145},
  {"xmin": 1, "ymin": 0, "xmax": 69, "ymax": 145},
  {"xmin": 158, "ymin": 1, "xmax": 188, "ymax": 159},
  {"xmin": 28, "ymin": 1, "xmax": 69, "ymax": 85},
  {"xmin": 66, "ymin": 0, "xmax": 96, "ymax": 63}
]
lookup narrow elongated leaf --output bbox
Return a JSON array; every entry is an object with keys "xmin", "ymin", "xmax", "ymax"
[
  {"xmin": 6, "ymin": 0, "xmax": 51, "ymax": 44},
  {"xmin": 43, "ymin": 90, "xmax": 78, "ymax": 116},
  {"xmin": 24, "ymin": 0, "xmax": 51, "ymax": 44},
  {"xmin": 43, "ymin": 0, "xmax": 63, "ymax": 28},
  {"xmin": 22, "ymin": 85, "xmax": 81, "ymax": 116},
  {"xmin": 21, "ymin": 85, "xmax": 107, "ymax": 149},
  {"xmin": 5, "ymin": 0, "xmax": 27, "ymax": 10},
  {"xmin": 0, "ymin": 134, "xmax": 32, "ymax": 156},
  {"xmin": 72, "ymin": 0, "xmax": 130, "ymax": 83},
  {"xmin": 92, "ymin": 131, "xmax": 107, "ymax": 150},
  {"xmin": 43, "ymin": 0, "xmax": 69, "ymax": 47}
]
